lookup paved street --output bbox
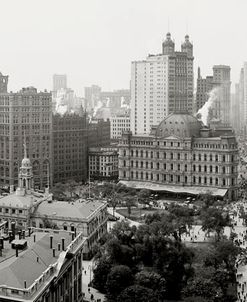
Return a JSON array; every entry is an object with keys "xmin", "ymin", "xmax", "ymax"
[{"xmin": 82, "ymin": 259, "xmax": 106, "ymax": 302}]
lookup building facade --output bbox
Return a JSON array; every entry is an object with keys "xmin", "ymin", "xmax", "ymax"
[
  {"xmin": 89, "ymin": 147, "xmax": 118, "ymax": 180},
  {"xmin": 53, "ymin": 74, "xmax": 67, "ymax": 92},
  {"xmin": 110, "ymin": 114, "xmax": 130, "ymax": 139},
  {"xmin": 0, "ymin": 86, "xmax": 53, "ymax": 189},
  {"xmin": 119, "ymin": 113, "xmax": 238, "ymax": 201},
  {"xmin": 195, "ymin": 67, "xmax": 214, "ymax": 113},
  {"xmin": 53, "ymin": 113, "xmax": 88, "ymax": 184},
  {"xmin": 131, "ymin": 33, "xmax": 194, "ymax": 134},
  {"xmin": 211, "ymin": 65, "xmax": 231, "ymax": 126}
]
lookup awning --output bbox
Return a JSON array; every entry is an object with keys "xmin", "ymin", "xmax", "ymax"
[{"xmin": 119, "ymin": 180, "xmax": 228, "ymax": 197}]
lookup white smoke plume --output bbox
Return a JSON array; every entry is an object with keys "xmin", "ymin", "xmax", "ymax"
[
  {"xmin": 197, "ymin": 87, "xmax": 218, "ymax": 126},
  {"xmin": 120, "ymin": 96, "xmax": 130, "ymax": 109},
  {"xmin": 93, "ymin": 100, "xmax": 103, "ymax": 117}
]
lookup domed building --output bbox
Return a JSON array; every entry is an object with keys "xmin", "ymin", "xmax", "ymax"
[{"xmin": 119, "ymin": 112, "xmax": 239, "ymax": 201}]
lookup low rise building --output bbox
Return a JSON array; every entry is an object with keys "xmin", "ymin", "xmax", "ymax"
[
  {"xmin": 0, "ymin": 228, "xmax": 86, "ymax": 302},
  {"xmin": 119, "ymin": 112, "xmax": 239, "ymax": 201},
  {"xmin": 89, "ymin": 147, "xmax": 118, "ymax": 180}
]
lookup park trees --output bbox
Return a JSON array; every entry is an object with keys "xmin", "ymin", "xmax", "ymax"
[{"xmin": 117, "ymin": 285, "xmax": 157, "ymax": 302}]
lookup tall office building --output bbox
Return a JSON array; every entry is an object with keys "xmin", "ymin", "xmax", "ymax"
[
  {"xmin": 211, "ymin": 65, "xmax": 231, "ymax": 125},
  {"xmin": 0, "ymin": 86, "xmax": 53, "ymax": 189},
  {"xmin": 84, "ymin": 85, "xmax": 101, "ymax": 111},
  {"xmin": 53, "ymin": 112, "xmax": 88, "ymax": 183},
  {"xmin": 236, "ymin": 64, "xmax": 247, "ymax": 135},
  {"xmin": 130, "ymin": 33, "xmax": 194, "ymax": 134},
  {"xmin": 0, "ymin": 72, "xmax": 8, "ymax": 93},
  {"xmin": 195, "ymin": 67, "xmax": 214, "ymax": 112},
  {"xmin": 53, "ymin": 74, "xmax": 67, "ymax": 92}
]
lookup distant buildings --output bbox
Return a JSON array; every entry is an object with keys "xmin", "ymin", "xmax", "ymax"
[
  {"xmin": 53, "ymin": 74, "xmax": 67, "ymax": 92},
  {"xmin": 119, "ymin": 112, "xmax": 238, "ymax": 201},
  {"xmin": 84, "ymin": 85, "xmax": 101, "ymax": 112},
  {"xmin": 211, "ymin": 65, "xmax": 231, "ymax": 126},
  {"xmin": 100, "ymin": 89, "xmax": 130, "ymax": 108},
  {"xmin": 88, "ymin": 119, "xmax": 111, "ymax": 148},
  {"xmin": 89, "ymin": 147, "xmax": 118, "ymax": 180},
  {"xmin": 0, "ymin": 72, "xmax": 8, "ymax": 93},
  {"xmin": 0, "ymin": 227, "xmax": 86, "ymax": 302},
  {"xmin": 195, "ymin": 67, "xmax": 214, "ymax": 113},
  {"xmin": 130, "ymin": 33, "xmax": 194, "ymax": 134},
  {"xmin": 0, "ymin": 86, "xmax": 53, "ymax": 189}
]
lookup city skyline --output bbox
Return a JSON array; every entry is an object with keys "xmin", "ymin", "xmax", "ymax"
[{"xmin": 0, "ymin": 0, "xmax": 246, "ymax": 95}]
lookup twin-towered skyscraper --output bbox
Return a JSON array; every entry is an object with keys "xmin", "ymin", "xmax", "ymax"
[{"xmin": 131, "ymin": 33, "xmax": 194, "ymax": 134}]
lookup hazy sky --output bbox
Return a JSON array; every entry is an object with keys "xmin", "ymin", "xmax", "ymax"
[{"xmin": 0, "ymin": 0, "xmax": 246, "ymax": 96}]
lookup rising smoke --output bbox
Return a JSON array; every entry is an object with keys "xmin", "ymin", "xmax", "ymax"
[{"xmin": 197, "ymin": 87, "xmax": 219, "ymax": 126}]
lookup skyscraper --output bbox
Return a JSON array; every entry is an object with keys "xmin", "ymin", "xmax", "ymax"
[
  {"xmin": 0, "ymin": 86, "xmax": 53, "ymax": 189},
  {"xmin": 130, "ymin": 33, "xmax": 194, "ymax": 134},
  {"xmin": 195, "ymin": 67, "xmax": 214, "ymax": 112},
  {"xmin": 211, "ymin": 65, "xmax": 231, "ymax": 125},
  {"xmin": 53, "ymin": 74, "xmax": 67, "ymax": 92},
  {"xmin": 84, "ymin": 85, "xmax": 101, "ymax": 111}
]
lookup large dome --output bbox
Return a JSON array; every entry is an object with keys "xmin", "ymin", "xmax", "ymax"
[{"xmin": 155, "ymin": 112, "xmax": 202, "ymax": 138}]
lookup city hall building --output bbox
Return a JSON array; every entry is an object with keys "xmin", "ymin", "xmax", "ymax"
[{"xmin": 119, "ymin": 112, "xmax": 238, "ymax": 200}]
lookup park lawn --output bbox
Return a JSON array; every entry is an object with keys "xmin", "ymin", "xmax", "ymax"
[{"xmin": 116, "ymin": 207, "xmax": 168, "ymax": 221}]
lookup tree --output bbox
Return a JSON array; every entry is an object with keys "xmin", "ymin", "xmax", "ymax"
[
  {"xmin": 106, "ymin": 265, "xmax": 133, "ymax": 299},
  {"xmin": 92, "ymin": 257, "xmax": 112, "ymax": 293},
  {"xmin": 135, "ymin": 271, "xmax": 166, "ymax": 300},
  {"xmin": 117, "ymin": 285, "xmax": 158, "ymax": 302},
  {"xmin": 200, "ymin": 207, "xmax": 231, "ymax": 240}
]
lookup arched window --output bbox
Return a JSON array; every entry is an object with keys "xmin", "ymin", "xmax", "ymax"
[
  {"xmin": 193, "ymin": 165, "xmax": 196, "ymax": 172},
  {"xmin": 210, "ymin": 177, "xmax": 212, "ymax": 184},
  {"xmin": 210, "ymin": 154, "xmax": 212, "ymax": 161},
  {"xmin": 123, "ymin": 150, "xmax": 126, "ymax": 156},
  {"xmin": 146, "ymin": 162, "xmax": 148, "ymax": 168},
  {"xmin": 146, "ymin": 172, "xmax": 148, "ymax": 180},
  {"xmin": 215, "ymin": 155, "xmax": 218, "ymax": 162},
  {"xmin": 193, "ymin": 154, "xmax": 196, "ymax": 161},
  {"xmin": 136, "ymin": 150, "xmax": 138, "ymax": 157},
  {"xmin": 198, "ymin": 165, "xmax": 201, "ymax": 172},
  {"xmin": 140, "ymin": 161, "xmax": 143, "ymax": 168},
  {"xmin": 222, "ymin": 155, "xmax": 225, "ymax": 162},
  {"xmin": 131, "ymin": 171, "xmax": 133, "ymax": 179},
  {"xmin": 193, "ymin": 176, "xmax": 196, "ymax": 183},
  {"xmin": 163, "ymin": 152, "xmax": 166, "ymax": 159},
  {"xmin": 146, "ymin": 151, "xmax": 148, "ymax": 158},
  {"xmin": 215, "ymin": 178, "xmax": 218, "ymax": 185},
  {"xmin": 135, "ymin": 161, "xmax": 138, "ymax": 168},
  {"xmin": 140, "ymin": 150, "xmax": 143, "ymax": 158},
  {"xmin": 131, "ymin": 161, "xmax": 133, "ymax": 167},
  {"xmin": 210, "ymin": 165, "xmax": 212, "ymax": 173},
  {"xmin": 170, "ymin": 153, "xmax": 173, "ymax": 160},
  {"xmin": 185, "ymin": 164, "xmax": 187, "ymax": 172},
  {"xmin": 215, "ymin": 166, "xmax": 218, "ymax": 173},
  {"xmin": 198, "ymin": 176, "xmax": 201, "ymax": 184},
  {"xmin": 157, "ymin": 163, "xmax": 159, "ymax": 170},
  {"xmin": 223, "ymin": 178, "xmax": 226, "ymax": 186},
  {"xmin": 177, "ymin": 153, "xmax": 180, "ymax": 160},
  {"xmin": 123, "ymin": 160, "xmax": 126, "ymax": 167},
  {"xmin": 204, "ymin": 165, "xmax": 207, "ymax": 172},
  {"xmin": 198, "ymin": 154, "xmax": 201, "ymax": 161},
  {"xmin": 204, "ymin": 177, "xmax": 207, "ymax": 184},
  {"xmin": 135, "ymin": 171, "xmax": 138, "ymax": 179},
  {"xmin": 222, "ymin": 167, "xmax": 226, "ymax": 174},
  {"xmin": 185, "ymin": 176, "xmax": 188, "ymax": 183},
  {"xmin": 140, "ymin": 172, "xmax": 143, "ymax": 179},
  {"xmin": 204, "ymin": 154, "xmax": 207, "ymax": 161},
  {"xmin": 131, "ymin": 150, "xmax": 134, "ymax": 157}
]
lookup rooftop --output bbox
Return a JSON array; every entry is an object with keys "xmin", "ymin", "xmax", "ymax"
[
  {"xmin": 0, "ymin": 229, "xmax": 74, "ymax": 289},
  {"xmin": 34, "ymin": 199, "xmax": 106, "ymax": 221},
  {"xmin": 0, "ymin": 191, "xmax": 46, "ymax": 209}
]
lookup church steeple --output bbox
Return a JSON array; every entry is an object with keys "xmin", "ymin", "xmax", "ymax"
[{"xmin": 16, "ymin": 136, "xmax": 33, "ymax": 196}]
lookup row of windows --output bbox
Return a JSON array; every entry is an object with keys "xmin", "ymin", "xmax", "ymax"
[{"xmin": 124, "ymin": 150, "xmax": 235, "ymax": 162}]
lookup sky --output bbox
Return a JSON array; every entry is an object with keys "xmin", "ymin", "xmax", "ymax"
[{"xmin": 0, "ymin": 0, "xmax": 246, "ymax": 96}]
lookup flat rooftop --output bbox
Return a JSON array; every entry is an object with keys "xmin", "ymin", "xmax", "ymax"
[
  {"xmin": 0, "ymin": 230, "xmax": 73, "ymax": 289},
  {"xmin": 35, "ymin": 199, "xmax": 106, "ymax": 220}
]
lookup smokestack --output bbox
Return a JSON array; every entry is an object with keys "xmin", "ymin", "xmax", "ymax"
[
  {"xmin": 50, "ymin": 235, "xmax": 53, "ymax": 249},
  {"xmin": 16, "ymin": 248, "xmax": 18, "ymax": 257},
  {"xmin": 53, "ymin": 248, "xmax": 56, "ymax": 257},
  {"xmin": 61, "ymin": 238, "xmax": 65, "ymax": 251}
]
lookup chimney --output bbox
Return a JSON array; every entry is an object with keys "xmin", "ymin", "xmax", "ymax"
[
  {"xmin": 37, "ymin": 257, "xmax": 39, "ymax": 263},
  {"xmin": 61, "ymin": 238, "xmax": 65, "ymax": 251},
  {"xmin": 33, "ymin": 234, "xmax": 36, "ymax": 242},
  {"xmin": 53, "ymin": 248, "xmax": 56, "ymax": 257},
  {"xmin": 24, "ymin": 281, "xmax": 27, "ymax": 288},
  {"xmin": 22, "ymin": 230, "xmax": 25, "ymax": 239},
  {"xmin": 58, "ymin": 243, "xmax": 61, "ymax": 251},
  {"xmin": 28, "ymin": 227, "xmax": 31, "ymax": 237},
  {"xmin": 16, "ymin": 248, "xmax": 18, "ymax": 257},
  {"xmin": 50, "ymin": 235, "xmax": 53, "ymax": 249}
]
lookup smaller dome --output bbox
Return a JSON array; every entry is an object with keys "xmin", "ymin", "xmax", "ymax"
[
  {"xmin": 163, "ymin": 32, "xmax": 175, "ymax": 47},
  {"xmin": 21, "ymin": 157, "xmax": 31, "ymax": 167},
  {"xmin": 182, "ymin": 34, "xmax": 193, "ymax": 48}
]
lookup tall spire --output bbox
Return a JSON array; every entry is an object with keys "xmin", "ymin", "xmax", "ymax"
[{"xmin": 23, "ymin": 132, "xmax": 27, "ymax": 158}]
